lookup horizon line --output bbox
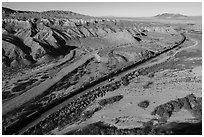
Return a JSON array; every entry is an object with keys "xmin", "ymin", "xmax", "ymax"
[{"xmin": 2, "ymin": 4, "xmax": 202, "ymax": 17}]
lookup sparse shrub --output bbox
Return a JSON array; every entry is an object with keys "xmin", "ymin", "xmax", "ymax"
[
  {"xmin": 143, "ymin": 81, "xmax": 153, "ymax": 89},
  {"xmin": 138, "ymin": 100, "xmax": 150, "ymax": 109},
  {"xmin": 98, "ymin": 95, "xmax": 123, "ymax": 106},
  {"xmin": 148, "ymin": 72, "xmax": 154, "ymax": 78},
  {"xmin": 122, "ymin": 77, "xmax": 129, "ymax": 86},
  {"xmin": 22, "ymin": 17, "xmax": 27, "ymax": 21}
]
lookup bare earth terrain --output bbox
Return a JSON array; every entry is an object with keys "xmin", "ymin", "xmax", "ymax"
[{"xmin": 2, "ymin": 8, "xmax": 202, "ymax": 135}]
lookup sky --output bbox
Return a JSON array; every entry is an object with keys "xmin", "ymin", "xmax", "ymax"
[{"xmin": 2, "ymin": 2, "xmax": 202, "ymax": 17}]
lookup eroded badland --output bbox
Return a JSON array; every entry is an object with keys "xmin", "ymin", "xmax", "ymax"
[{"xmin": 2, "ymin": 8, "xmax": 202, "ymax": 135}]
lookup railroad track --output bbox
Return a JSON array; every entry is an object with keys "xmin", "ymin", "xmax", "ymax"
[{"xmin": 3, "ymin": 33, "xmax": 186, "ymax": 135}]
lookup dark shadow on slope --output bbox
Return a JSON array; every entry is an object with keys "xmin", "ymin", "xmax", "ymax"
[
  {"xmin": 2, "ymin": 34, "xmax": 36, "ymax": 64},
  {"xmin": 33, "ymin": 38, "xmax": 77, "ymax": 57},
  {"xmin": 2, "ymin": 34, "xmax": 32, "ymax": 54},
  {"xmin": 66, "ymin": 121, "xmax": 202, "ymax": 135},
  {"xmin": 171, "ymin": 122, "xmax": 202, "ymax": 135},
  {"xmin": 114, "ymin": 54, "xmax": 129, "ymax": 62},
  {"xmin": 52, "ymin": 30, "xmax": 78, "ymax": 54},
  {"xmin": 141, "ymin": 32, "xmax": 147, "ymax": 36},
  {"xmin": 51, "ymin": 27, "xmax": 72, "ymax": 40},
  {"xmin": 33, "ymin": 38, "xmax": 62, "ymax": 57},
  {"xmin": 2, "ymin": 54, "xmax": 12, "ymax": 66},
  {"xmin": 30, "ymin": 22, "xmax": 38, "ymax": 37},
  {"xmin": 154, "ymin": 121, "xmax": 202, "ymax": 135},
  {"xmin": 134, "ymin": 36, "xmax": 142, "ymax": 42}
]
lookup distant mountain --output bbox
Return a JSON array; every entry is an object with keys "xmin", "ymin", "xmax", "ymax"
[
  {"xmin": 154, "ymin": 13, "xmax": 188, "ymax": 18},
  {"xmin": 2, "ymin": 7, "xmax": 92, "ymax": 19}
]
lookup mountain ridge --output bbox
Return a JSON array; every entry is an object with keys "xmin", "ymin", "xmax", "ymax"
[
  {"xmin": 2, "ymin": 6, "xmax": 93, "ymax": 19},
  {"xmin": 154, "ymin": 13, "xmax": 188, "ymax": 18}
]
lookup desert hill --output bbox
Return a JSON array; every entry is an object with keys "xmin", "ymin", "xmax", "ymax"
[
  {"xmin": 154, "ymin": 13, "xmax": 188, "ymax": 18},
  {"xmin": 2, "ymin": 7, "xmax": 92, "ymax": 19}
]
